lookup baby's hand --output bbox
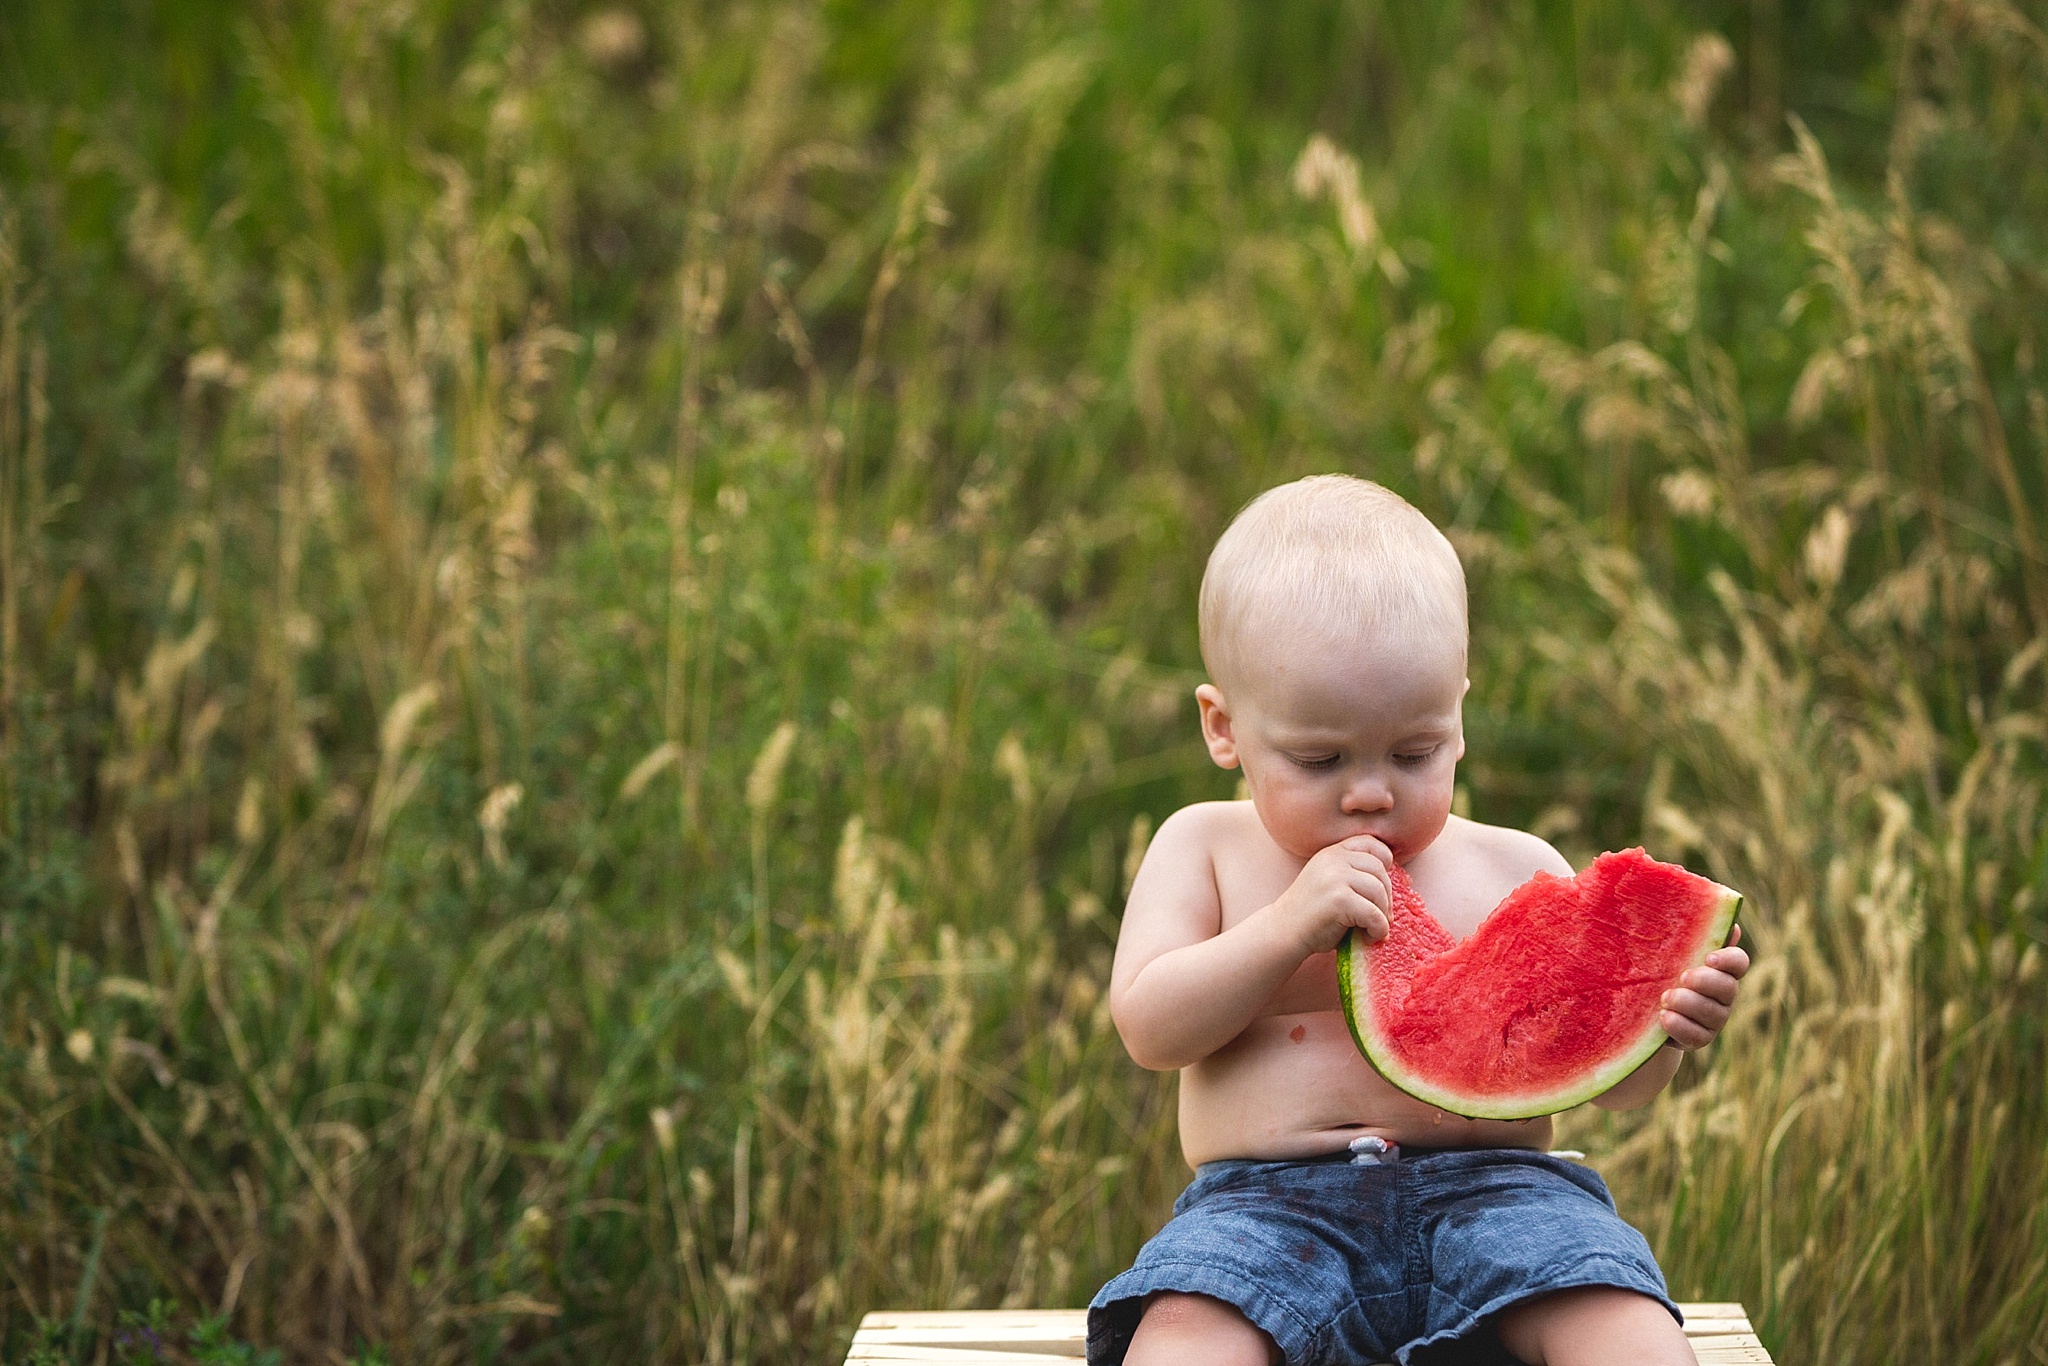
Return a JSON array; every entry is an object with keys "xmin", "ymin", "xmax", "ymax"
[
  {"xmin": 1275, "ymin": 836, "xmax": 1393, "ymax": 956},
  {"xmin": 1660, "ymin": 924, "xmax": 1750, "ymax": 1050}
]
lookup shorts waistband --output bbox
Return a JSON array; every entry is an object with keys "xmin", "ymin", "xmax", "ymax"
[
  {"xmin": 1196, "ymin": 1140, "xmax": 1577, "ymax": 1177},
  {"xmin": 1195, "ymin": 1137, "xmax": 1411, "ymax": 1175}
]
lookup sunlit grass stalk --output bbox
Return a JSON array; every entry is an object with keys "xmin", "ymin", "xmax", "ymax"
[{"xmin": 2, "ymin": 3, "xmax": 2044, "ymax": 1364}]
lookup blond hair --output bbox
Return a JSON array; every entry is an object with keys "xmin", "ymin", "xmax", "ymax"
[{"xmin": 1198, "ymin": 475, "xmax": 1466, "ymax": 692}]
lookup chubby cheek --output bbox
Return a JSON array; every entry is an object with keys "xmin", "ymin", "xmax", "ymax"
[
  {"xmin": 1247, "ymin": 779, "xmax": 1330, "ymax": 856},
  {"xmin": 1397, "ymin": 775, "xmax": 1458, "ymax": 848},
  {"xmin": 1392, "ymin": 807, "xmax": 1452, "ymax": 863}
]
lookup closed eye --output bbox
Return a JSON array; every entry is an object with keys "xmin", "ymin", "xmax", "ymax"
[
  {"xmin": 1393, "ymin": 747, "xmax": 1440, "ymax": 767},
  {"xmin": 1290, "ymin": 753, "xmax": 1341, "ymax": 770}
]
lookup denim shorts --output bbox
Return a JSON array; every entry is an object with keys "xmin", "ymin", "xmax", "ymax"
[{"xmin": 1086, "ymin": 1148, "xmax": 1677, "ymax": 1366}]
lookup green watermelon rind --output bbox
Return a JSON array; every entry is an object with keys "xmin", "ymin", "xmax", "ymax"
[{"xmin": 1336, "ymin": 879, "xmax": 1742, "ymax": 1121}]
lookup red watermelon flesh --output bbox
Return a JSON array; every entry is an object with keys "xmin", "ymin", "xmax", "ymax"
[{"xmin": 1336, "ymin": 848, "xmax": 1741, "ymax": 1119}]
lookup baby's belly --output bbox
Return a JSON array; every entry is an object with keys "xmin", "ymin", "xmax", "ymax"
[{"xmin": 1176, "ymin": 1010, "xmax": 1554, "ymax": 1167}]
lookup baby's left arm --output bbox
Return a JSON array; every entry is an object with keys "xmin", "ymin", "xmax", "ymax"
[{"xmin": 1591, "ymin": 925, "xmax": 1751, "ymax": 1110}]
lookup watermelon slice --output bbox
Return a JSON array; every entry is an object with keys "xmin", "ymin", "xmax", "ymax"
[{"xmin": 1335, "ymin": 848, "xmax": 1741, "ymax": 1119}]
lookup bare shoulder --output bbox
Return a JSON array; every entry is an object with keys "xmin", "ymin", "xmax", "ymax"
[
  {"xmin": 1146, "ymin": 799, "xmax": 1260, "ymax": 859},
  {"xmin": 1115, "ymin": 803, "xmax": 1255, "ymax": 982},
  {"xmin": 1125, "ymin": 801, "xmax": 1236, "ymax": 898},
  {"xmin": 1435, "ymin": 814, "xmax": 1575, "ymax": 881},
  {"xmin": 1124, "ymin": 801, "xmax": 1268, "ymax": 922}
]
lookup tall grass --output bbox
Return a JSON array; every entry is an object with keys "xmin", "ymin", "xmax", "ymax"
[{"xmin": 1, "ymin": 1, "xmax": 2043, "ymax": 1362}]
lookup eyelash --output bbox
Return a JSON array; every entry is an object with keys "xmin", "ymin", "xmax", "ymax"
[{"xmin": 1293, "ymin": 748, "xmax": 1439, "ymax": 771}]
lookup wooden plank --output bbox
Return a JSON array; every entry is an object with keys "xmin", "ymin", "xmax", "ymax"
[
  {"xmin": 849, "ymin": 1351, "xmax": 1774, "ymax": 1366},
  {"xmin": 854, "ymin": 1313, "xmax": 1086, "ymax": 1355},
  {"xmin": 850, "ymin": 1322, "xmax": 1078, "ymax": 1341},
  {"xmin": 850, "ymin": 1306, "xmax": 1774, "ymax": 1363},
  {"xmin": 854, "ymin": 1333, "xmax": 1086, "ymax": 1355},
  {"xmin": 859, "ymin": 1305, "xmax": 1755, "ymax": 1334},
  {"xmin": 853, "ymin": 1328, "xmax": 1087, "ymax": 1341},
  {"xmin": 848, "ymin": 1347, "xmax": 1084, "ymax": 1365},
  {"xmin": 859, "ymin": 1312, "xmax": 1090, "ymax": 1330},
  {"xmin": 852, "ymin": 1338, "xmax": 1086, "ymax": 1355}
]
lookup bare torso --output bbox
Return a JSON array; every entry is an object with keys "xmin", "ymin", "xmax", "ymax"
[{"xmin": 1175, "ymin": 803, "xmax": 1568, "ymax": 1167}]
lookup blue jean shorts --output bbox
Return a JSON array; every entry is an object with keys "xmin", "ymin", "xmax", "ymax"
[{"xmin": 1087, "ymin": 1148, "xmax": 1677, "ymax": 1366}]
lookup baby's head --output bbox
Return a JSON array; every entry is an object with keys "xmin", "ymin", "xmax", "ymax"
[
  {"xmin": 1200, "ymin": 475, "xmax": 1467, "ymax": 692},
  {"xmin": 1195, "ymin": 475, "xmax": 1469, "ymax": 861}
]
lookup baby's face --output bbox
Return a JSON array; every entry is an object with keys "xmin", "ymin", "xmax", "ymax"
[{"xmin": 1200, "ymin": 618, "xmax": 1466, "ymax": 865}]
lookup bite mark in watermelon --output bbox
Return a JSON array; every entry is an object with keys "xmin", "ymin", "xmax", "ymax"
[{"xmin": 1335, "ymin": 848, "xmax": 1741, "ymax": 1120}]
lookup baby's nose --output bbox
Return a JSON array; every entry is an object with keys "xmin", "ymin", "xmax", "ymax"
[{"xmin": 1340, "ymin": 774, "xmax": 1394, "ymax": 812}]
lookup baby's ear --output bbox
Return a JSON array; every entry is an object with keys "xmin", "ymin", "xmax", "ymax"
[{"xmin": 1194, "ymin": 684, "xmax": 1241, "ymax": 770}]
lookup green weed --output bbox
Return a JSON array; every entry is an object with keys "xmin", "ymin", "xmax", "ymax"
[{"xmin": 0, "ymin": 2, "xmax": 2042, "ymax": 1362}]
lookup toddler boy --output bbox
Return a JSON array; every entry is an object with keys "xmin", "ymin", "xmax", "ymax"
[{"xmin": 1089, "ymin": 476, "xmax": 1749, "ymax": 1366}]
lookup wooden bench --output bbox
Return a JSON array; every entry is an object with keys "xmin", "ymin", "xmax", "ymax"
[{"xmin": 847, "ymin": 1305, "xmax": 1775, "ymax": 1365}]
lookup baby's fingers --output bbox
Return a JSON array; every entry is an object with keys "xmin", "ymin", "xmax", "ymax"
[
  {"xmin": 1353, "ymin": 905, "xmax": 1391, "ymax": 943},
  {"xmin": 1344, "ymin": 881, "xmax": 1390, "ymax": 941},
  {"xmin": 1660, "ymin": 986, "xmax": 1730, "ymax": 1037},
  {"xmin": 1659, "ymin": 1009, "xmax": 1717, "ymax": 1051},
  {"xmin": 1703, "ymin": 939, "xmax": 1750, "ymax": 979},
  {"xmin": 1341, "ymin": 834, "xmax": 1394, "ymax": 866},
  {"xmin": 1345, "ymin": 866, "xmax": 1391, "ymax": 912},
  {"xmin": 1682, "ymin": 961, "xmax": 1744, "ymax": 1005}
]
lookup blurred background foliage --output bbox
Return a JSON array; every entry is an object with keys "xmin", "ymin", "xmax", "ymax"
[{"xmin": 1, "ymin": 0, "xmax": 2044, "ymax": 1361}]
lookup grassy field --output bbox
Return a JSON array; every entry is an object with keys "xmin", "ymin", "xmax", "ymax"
[{"xmin": 2, "ymin": 1, "xmax": 2045, "ymax": 1362}]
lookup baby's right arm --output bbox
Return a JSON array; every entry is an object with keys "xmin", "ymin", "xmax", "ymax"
[{"xmin": 1108, "ymin": 806, "xmax": 1395, "ymax": 1071}]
